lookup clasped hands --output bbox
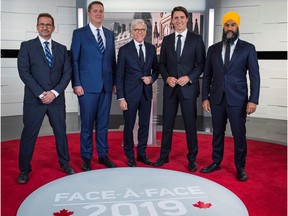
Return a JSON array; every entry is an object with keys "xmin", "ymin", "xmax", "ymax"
[
  {"xmin": 41, "ymin": 91, "xmax": 56, "ymax": 104},
  {"xmin": 167, "ymin": 76, "xmax": 190, "ymax": 87}
]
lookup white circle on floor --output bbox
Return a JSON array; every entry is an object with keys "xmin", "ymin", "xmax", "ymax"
[{"xmin": 17, "ymin": 168, "xmax": 248, "ymax": 216}]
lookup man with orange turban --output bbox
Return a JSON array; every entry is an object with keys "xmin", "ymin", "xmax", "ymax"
[{"xmin": 200, "ymin": 11, "xmax": 260, "ymax": 181}]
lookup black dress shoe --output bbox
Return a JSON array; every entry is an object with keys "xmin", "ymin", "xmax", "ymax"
[
  {"xmin": 200, "ymin": 163, "xmax": 220, "ymax": 173},
  {"xmin": 82, "ymin": 158, "xmax": 91, "ymax": 171},
  {"xmin": 18, "ymin": 171, "xmax": 29, "ymax": 184},
  {"xmin": 128, "ymin": 158, "xmax": 136, "ymax": 167},
  {"xmin": 153, "ymin": 158, "xmax": 169, "ymax": 167},
  {"xmin": 188, "ymin": 161, "xmax": 198, "ymax": 172},
  {"xmin": 137, "ymin": 156, "xmax": 152, "ymax": 165},
  {"xmin": 237, "ymin": 168, "xmax": 248, "ymax": 181},
  {"xmin": 99, "ymin": 156, "xmax": 116, "ymax": 168},
  {"xmin": 61, "ymin": 163, "xmax": 76, "ymax": 175}
]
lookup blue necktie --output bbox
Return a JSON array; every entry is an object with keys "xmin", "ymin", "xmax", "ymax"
[
  {"xmin": 96, "ymin": 29, "xmax": 105, "ymax": 53},
  {"xmin": 139, "ymin": 44, "xmax": 144, "ymax": 68},
  {"xmin": 176, "ymin": 34, "xmax": 182, "ymax": 60},
  {"xmin": 44, "ymin": 41, "xmax": 52, "ymax": 68}
]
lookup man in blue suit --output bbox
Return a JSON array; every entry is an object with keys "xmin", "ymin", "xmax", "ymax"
[
  {"xmin": 17, "ymin": 13, "xmax": 75, "ymax": 184},
  {"xmin": 200, "ymin": 11, "xmax": 260, "ymax": 181},
  {"xmin": 153, "ymin": 6, "xmax": 206, "ymax": 172},
  {"xmin": 116, "ymin": 19, "xmax": 159, "ymax": 167},
  {"xmin": 70, "ymin": 1, "xmax": 116, "ymax": 170}
]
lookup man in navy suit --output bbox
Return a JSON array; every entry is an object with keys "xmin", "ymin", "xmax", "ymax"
[
  {"xmin": 153, "ymin": 6, "xmax": 206, "ymax": 172},
  {"xmin": 116, "ymin": 19, "xmax": 159, "ymax": 167},
  {"xmin": 200, "ymin": 11, "xmax": 260, "ymax": 181},
  {"xmin": 17, "ymin": 13, "xmax": 75, "ymax": 184},
  {"xmin": 70, "ymin": 1, "xmax": 116, "ymax": 170}
]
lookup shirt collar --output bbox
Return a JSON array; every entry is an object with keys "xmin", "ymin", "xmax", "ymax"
[
  {"xmin": 89, "ymin": 23, "xmax": 103, "ymax": 32},
  {"xmin": 175, "ymin": 28, "xmax": 188, "ymax": 38},
  {"xmin": 133, "ymin": 39, "xmax": 144, "ymax": 47},
  {"xmin": 38, "ymin": 36, "xmax": 52, "ymax": 45}
]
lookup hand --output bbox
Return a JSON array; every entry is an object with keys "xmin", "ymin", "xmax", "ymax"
[
  {"xmin": 119, "ymin": 99, "xmax": 128, "ymax": 111},
  {"xmin": 246, "ymin": 102, "xmax": 257, "ymax": 115},
  {"xmin": 41, "ymin": 91, "xmax": 56, "ymax": 104},
  {"xmin": 167, "ymin": 77, "xmax": 178, "ymax": 87},
  {"xmin": 112, "ymin": 85, "xmax": 117, "ymax": 94},
  {"xmin": 177, "ymin": 75, "xmax": 190, "ymax": 86},
  {"xmin": 202, "ymin": 100, "xmax": 211, "ymax": 112},
  {"xmin": 142, "ymin": 76, "xmax": 152, "ymax": 85},
  {"xmin": 73, "ymin": 86, "xmax": 84, "ymax": 96}
]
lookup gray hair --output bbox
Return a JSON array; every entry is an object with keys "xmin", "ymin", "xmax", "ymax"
[{"xmin": 130, "ymin": 19, "xmax": 147, "ymax": 31}]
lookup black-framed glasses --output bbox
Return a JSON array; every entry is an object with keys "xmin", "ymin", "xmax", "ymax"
[
  {"xmin": 133, "ymin": 28, "xmax": 146, "ymax": 33},
  {"xmin": 37, "ymin": 23, "xmax": 53, "ymax": 28}
]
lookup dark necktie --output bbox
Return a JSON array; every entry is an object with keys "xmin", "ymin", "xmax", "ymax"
[
  {"xmin": 44, "ymin": 41, "xmax": 52, "ymax": 68},
  {"xmin": 176, "ymin": 34, "xmax": 182, "ymax": 60},
  {"xmin": 139, "ymin": 44, "xmax": 144, "ymax": 68},
  {"xmin": 96, "ymin": 29, "xmax": 105, "ymax": 53},
  {"xmin": 224, "ymin": 43, "xmax": 231, "ymax": 69}
]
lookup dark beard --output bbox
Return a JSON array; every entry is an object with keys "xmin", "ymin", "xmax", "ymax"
[{"xmin": 222, "ymin": 28, "xmax": 239, "ymax": 44}]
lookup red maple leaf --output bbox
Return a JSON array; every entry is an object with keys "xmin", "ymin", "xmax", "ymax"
[
  {"xmin": 53, "ymin": 209, "xmax": 74, "ymax": 216},
  {"xmin": 193, "ymin": 201, "xmax": 212, "ymax": 209}
]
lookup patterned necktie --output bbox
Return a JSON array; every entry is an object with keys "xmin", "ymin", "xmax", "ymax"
[
  {"xmin": 96, "ymin": 29, "xmax": 105, "ymax": 53},
  {"xmin": 176, "ymin": 34, "xmax": 182, "ymax": 60},
  {"xmin": 44, "ymin": 41, "xmax": 52, "ymax": 68},
  {"xmin": 224, "ymin": 43, "xmax": 231, "ymax": 69},
  {"xmin": 139, "ymin": 44, "xmax": 144, "ymax": 68}
]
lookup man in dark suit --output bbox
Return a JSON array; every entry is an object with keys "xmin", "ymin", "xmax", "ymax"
[
  {"xmin": 17, "ymin": 13, "xmax": 75, "ymax": 184},
  {"xmin": 154, "ymin": 6, "xmax": 206, "ymax": 172},
  {"xmin": 200, "ymin": 11, "xmax": 260, "ymax": 181},
  {"xmin": 70, "ymin": 1, "xmax": 116, "ymax": 170},
  {"xmin": 116, "ymin": 19, "xmax": 159, "ymax": 167}
]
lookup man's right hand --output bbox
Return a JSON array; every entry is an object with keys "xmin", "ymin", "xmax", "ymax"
[
  {"xmin": 202, "ymin": 100, "xmax": 211, "ymax": 112},
  {"xmin": 167, "ymin": 77, "xmax": 178, "ymax": 87},
  {"xmin": 73, "ymin": 86, "xmax": 84, "ymax": 96},
  {"xmin": 119, "ymin": 99, "xmax": 128, "ymax": 111}
]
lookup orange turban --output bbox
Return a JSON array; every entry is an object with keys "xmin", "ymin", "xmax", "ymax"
[{"xmin": 222, "ymin": 11, "xmax": 240, "ymax": 27}]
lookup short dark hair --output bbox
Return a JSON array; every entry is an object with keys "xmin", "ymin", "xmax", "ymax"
[
  {"xmin": 88, "ymin": 1, "xmax": 104, "ymax": 12},
  {"xmin": 171, "ymin": 6, "xmax": 188, "ymax": 19},
  {"xmin": 37, "ymin": 13, "xmax": 54, "ymax": 27}
]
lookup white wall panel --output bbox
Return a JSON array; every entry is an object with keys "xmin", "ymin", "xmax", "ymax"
[
  {"xmin": 214, "ymin": 0, "xmax": 287, "ymax": 120},
  {"xmin": 1, "ymin": 0, "xmax": 287, "ymax": 120}
]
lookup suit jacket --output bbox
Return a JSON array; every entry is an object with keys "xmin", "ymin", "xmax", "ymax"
[
  {"xmin": 17, "ymin": 37, "xmax": 72, "ymax": 105},
  {"xmin": 116, "ymin": 40, "xmax": 159, "ymax": 102},
  {"xmin": 70, "ymin": 25, "xmax": 116, "ymax": 93},
  {"xmin": 202, "ymin": 39, "xmax": 260, "ymax": 106},
  {"xmin": 159, "ymin": 31, "xmax": 206, "ymax": 99}
]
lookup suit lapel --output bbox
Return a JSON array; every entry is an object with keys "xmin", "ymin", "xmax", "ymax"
[
  {"xmin": 51, "ymin": 41, "xmax": 57, "ymax": 68},
  {"xmin": 129, "ymin": 40, "xmax": 142, "ymax": 68},
  {"xmin": 84, "ymin": 25, "xmax": 99, "ymax": 51},
  {"xmin": 170, "ymin": 33, "xmax": 178, "ymax": 60},
  {"xmin": 180, "ymin": 31, "xmax": 191, "ymax": 61},
  {"xmin": 229, "ymin": 39, "xmax": 242, "ymax": 67},
  {"xmin": 35, "ymin": 38, "xmax": 51, "ymax": 68}
]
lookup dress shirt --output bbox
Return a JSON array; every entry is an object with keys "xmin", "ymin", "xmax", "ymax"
[
  {"xmin": 89, "ymin": 23, "xmax": 106, "ymax": 48},
  {"xmin": 222, "ymin": 38, "xmax": 238, "ymax": 62},
  {"xmin": 38, "ymin": 36, "xmax": 59, "ymax": 98},
  {"xmin": 174, "ymin": 28, "xmax": 188, "ymax": 56},
  {"xmin": 134, "ymin": 40, "xmax": 146, "ymax": 60}
]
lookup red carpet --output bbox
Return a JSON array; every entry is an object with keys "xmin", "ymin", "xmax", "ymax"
[{"xmin": 1, "ymin": 131, "xmax": 287, "ymax": 216}]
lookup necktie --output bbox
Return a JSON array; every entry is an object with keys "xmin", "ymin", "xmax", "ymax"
[
  {"xmin": 224, "ymin": 43, "xmax": 231, "ymax": 69},
  {"xmin": 139, "ymin": 44, "xmax": 144, "ymax": 68},
  {"xmin": 176, "ymin": 34, "xmax": 182, "ymax": 60},
  {"xmin": 44, "ymin": 41, "xmax": 52, "ymax": 68},
  {"xmin": 96, "ymin": 29, "xmax": 105, "ymax": 53}
]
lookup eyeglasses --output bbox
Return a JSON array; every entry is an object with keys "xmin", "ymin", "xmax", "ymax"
[
  {"xmin": 133, "ymin": 28, "xmax": 146, "ymax": 33},
  {"xmin": 37, "ymin": 23, "xmax": 53, "ymax": 28}
]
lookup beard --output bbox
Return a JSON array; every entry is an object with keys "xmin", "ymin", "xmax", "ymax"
[{"xmin": 222, "ymin": 28, "xmax": 239, "ymax": 44}]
